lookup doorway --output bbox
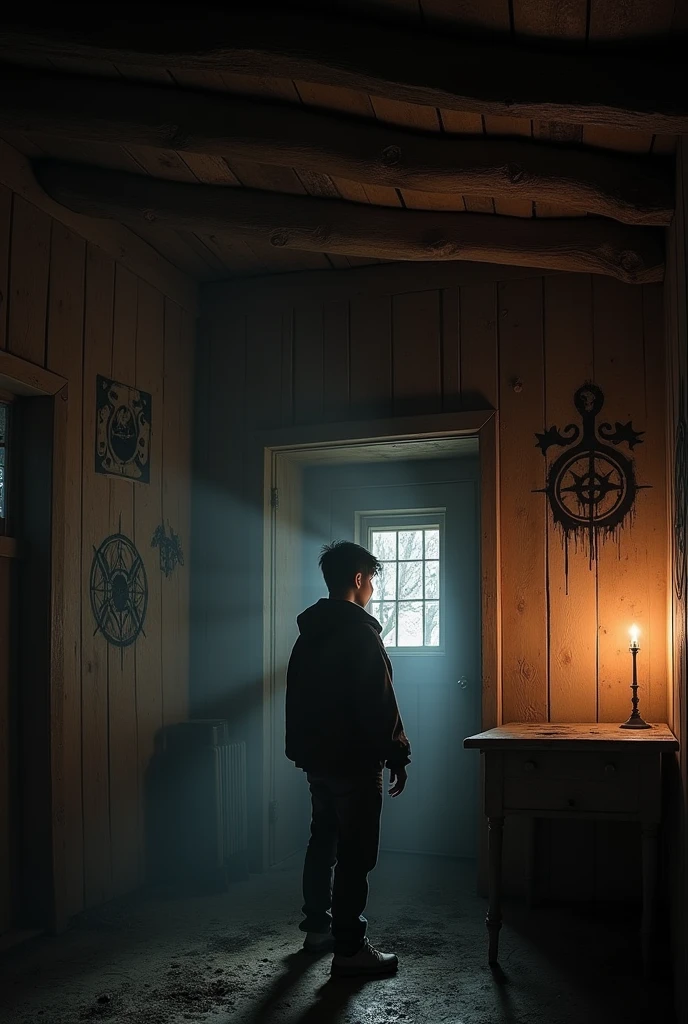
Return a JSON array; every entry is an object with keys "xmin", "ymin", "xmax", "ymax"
[
  {"xmin": 0, "ymin": 352, "xmax": 68, "ymax": 939},
  {"xmin": 260, "ymin": 411, "xmax": 499, "ymax": 871},
  {"xmin": 303, "ymin": 457, "xmax": 481, "ymax": 858}
]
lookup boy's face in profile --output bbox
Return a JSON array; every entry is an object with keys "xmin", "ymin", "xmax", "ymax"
[{"xmin": 353, "ymin": 572, "xmax": 375, "ymax": 608}]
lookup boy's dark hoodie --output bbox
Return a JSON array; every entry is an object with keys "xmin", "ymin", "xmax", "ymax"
[{"xmin": 286, "ymin": 598, "xmax": 411, "ymax": 776}]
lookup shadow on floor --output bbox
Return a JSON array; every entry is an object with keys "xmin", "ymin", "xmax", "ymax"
[
  {"xmin": 242, "ymin": 950, "xmax": 372, "ymax": 1024},
  {"xmin": 504, "ymin": 897, "xmax": 674, "ymax": 1023},
  {"xmin": 0, "ymin": 853, "xmax": 675, "ymax": 1024}
]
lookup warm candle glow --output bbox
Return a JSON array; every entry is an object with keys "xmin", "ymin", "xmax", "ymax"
[{"xmin": 629, "ymin": 624, "xmax": 640, "ymax": 648}]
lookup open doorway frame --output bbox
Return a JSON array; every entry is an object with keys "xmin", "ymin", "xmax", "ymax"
[
  {"xmin": 258, "ymin": 410, "xmax": 500, "ymax": 871},
  {"xmin": 0, "ymin": 350, "xmax": 68, "ymax": 939}
]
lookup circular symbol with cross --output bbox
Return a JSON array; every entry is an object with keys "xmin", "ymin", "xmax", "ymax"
[
  {"xmin": 548, "ymin": 447, "xmax": 636, "ymax": 532},
  {"xmin": 90, "ymin": 531, "xmax": 148, "ymax": 648},
  {"xmin": 535, "ymin": 382, "xmax": 647, "ymax": 561}
]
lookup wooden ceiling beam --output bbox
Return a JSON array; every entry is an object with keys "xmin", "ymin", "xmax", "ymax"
[
  {"xmin": 34, "ymin": 161, "xmax": 664, "ymax": 284},
  {"xmin": 0, "ymin": 72, "xmax": 673, "ymax": 226},
  {"xmin": 0, "ymin": 10, "xmax": 685, "ymax": 132}
]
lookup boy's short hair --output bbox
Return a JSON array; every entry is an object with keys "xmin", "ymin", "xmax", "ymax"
[{"xmin": 319, "ymin": 541, "xmax": 381, "ymax": 593}]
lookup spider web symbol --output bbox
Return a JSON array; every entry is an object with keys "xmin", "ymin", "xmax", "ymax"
[{"xmin": 90, "ymin": 527, "xmax": 148, "ymax": 653}]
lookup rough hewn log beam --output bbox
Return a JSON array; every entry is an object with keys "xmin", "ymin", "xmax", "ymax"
[
  {"xmin": 0, "ymin": 10, "xmax": 685, "ymax": 132},
  {"xmin": 34, "ymin": 161, "xmax": 664, "ymax": 284},
  {"xmin": 0, "ymin": 72, "xmax": 673, "ymax": 226}
]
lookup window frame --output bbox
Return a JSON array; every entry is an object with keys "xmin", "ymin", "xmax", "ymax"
[
  {"xmin": 0, "ymin": 390, "xmax": 16, "ymax": 539},
  {"xmin": 356, "ymin": 509, "xmax": 446, "ymax": 656}
]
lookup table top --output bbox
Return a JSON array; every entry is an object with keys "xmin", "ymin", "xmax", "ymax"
[{"xmin": 464, "ymin": 722, "xmax": 679, "ymax": 751}]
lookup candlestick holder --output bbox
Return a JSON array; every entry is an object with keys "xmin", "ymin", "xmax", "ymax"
[{"xmin": 620, "ymin": 640, "xmax": 651, "ymax": 729}]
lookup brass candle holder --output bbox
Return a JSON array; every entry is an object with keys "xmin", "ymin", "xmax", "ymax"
[{"xmin": 620, "ymin": 625, "xmax": 651, "ymax": 730}]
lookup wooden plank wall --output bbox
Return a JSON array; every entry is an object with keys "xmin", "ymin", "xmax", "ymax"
[
  {"xmin": 198, "ymin": 264, "xmax": 668, "ymax": 874},
  {"xmin": 0, "ymin": 184, "xmax": 194, "ymax": 922},
  {"xmin": 0, "ymin": 556, "xmax": 12, "ymax": 933},
  {"xmin": 664, "ymin": 137, "xmax": 688, "ymax": 1024}
]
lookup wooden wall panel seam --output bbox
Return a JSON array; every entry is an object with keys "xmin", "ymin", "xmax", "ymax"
[
  {"xmin": 133, "ymin": 279, "xmax": 165, "ymax": 884},
  {"xmin": 45, "ymin": 224, "xmax": 86, "ymax": 919},
  {"xmin": 543, "ymin": 273, "xmax": 597, "ymax": 724},
  {"xmin": 542, "ymin": 279, "xmax": 551, "ymax": 722},
  {"xmin": 108, "ymin": 264, "xmax": 139, "ymax": 897},
  {"xmin": 81, "ymin": 243, "xmax": 115, "ymax": 908}
]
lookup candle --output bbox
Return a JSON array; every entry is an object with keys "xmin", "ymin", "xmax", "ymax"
[{"xmin": 621, "ymin": 623, "xmax": 650, "ymax": 728}]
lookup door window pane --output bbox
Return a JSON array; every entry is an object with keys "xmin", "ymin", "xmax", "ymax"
[
  {"xmin": 425, "ymin": 560, "xmax": 440, "ymax": 599},
  {"xmin": 371, "ymin": 530, "xmax": 397, "ymax": 561},
  {"xmin": 372, "ymin": 601, "xmax": 397, "ymax": 647},
  {"xmin": 425, "ymin": 601, "xmax": 440, "ymax": 646},
  {"xmin": 398, "ymin": 601, "xmax": 423, "ymax": 646},
  {"xmin": 368, "ymin": 520, "xmax": 442, "ymax": 648},
  {"xmin": 398, "ymin": 530, "xmax": 423, "ymax": 560},
  {"xmin": 399, "ymin": 561, "xmax": 423, "ymax": 599},
  {"xmin": 425, "ymin": 529, "xmax": 440, "ymax": 559},
  {"xmin": 376, "ymin": 561, "xmax": 397, "ymax": 600}
]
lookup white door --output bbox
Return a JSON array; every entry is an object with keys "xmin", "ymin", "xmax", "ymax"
[{"xmin": 302, "ymin": 457, "xmax": 481, "ymax": 858}]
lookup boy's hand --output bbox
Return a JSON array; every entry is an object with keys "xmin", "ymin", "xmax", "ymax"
[{"xmin": 388, "ymin": 766, "xmax": 408, "ymax": 797}]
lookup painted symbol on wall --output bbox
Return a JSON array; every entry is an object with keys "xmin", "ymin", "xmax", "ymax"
[
  {"xmin": 535, "ymin": 382, "xmax": 648, "ymax": 571},
  {"xmin": 95, "ymin": 375, "xmax": 151, "ymax": 483},
  {"xmin": 675, "ymin": 378, "xmax": 688, "ymax": 603},
  {"xmin": 90, "ymin": 524, "xmax": 148, "ymax": 648},
  {"xmin": 151, "ymin": 522, "xmax": 184, "ymax": 578}
]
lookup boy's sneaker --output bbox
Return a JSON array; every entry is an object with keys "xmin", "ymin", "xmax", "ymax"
[
  {"xmin": 331, "ymin": 939, "xmax": 399, "ymax": 977},
  {"xmin": 303, "ymin": 931, "xmax": 335, "ymax": 954}
]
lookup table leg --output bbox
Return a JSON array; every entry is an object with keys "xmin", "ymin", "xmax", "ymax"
[
  {"xmin": 641, "ymin": 823, "xmax": 658, "ymax": 976},
  {"xmin": 487, "ymin": 816, "xmax": 504, "ymax": 964},
  {"xmin": 526, "ymin": 817, "xmax": 538, "ymax": 908}
]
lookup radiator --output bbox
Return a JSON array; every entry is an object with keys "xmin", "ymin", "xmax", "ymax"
[
  {"xmin": 148, "ymin": 722, "xmax": 249, "ymax": 888},
  {"xmin": 217, "ymin": 741, "xmax": 248, "ymax": 872}
]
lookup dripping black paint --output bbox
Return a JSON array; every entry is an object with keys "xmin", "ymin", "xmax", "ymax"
[{"xmin": 534, "ymin": 383, "xmax": 649, "ymax": 586}]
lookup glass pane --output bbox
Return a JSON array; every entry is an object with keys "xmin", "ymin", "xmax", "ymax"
[
  {"xmin": 399, "ymin": 561, "xmax": 423, "ymax": 599},
  {"xmin": 370, "ymin": 601, "xmax": 380, "ymax": 622},
  {"xmin": 0, "ymin": 447, "xmax": 4, "ymax": 520},
  {"xmin": 398, "ymin": 601, "xmax": 423, "ymax": 646},
  {"xmin": 425, "ymin": 560, "xmax": 440, "ymax": 599},
  {"xmin": 398, "ymin": 530, "xmax": 423, "ymax": 560},
  {"xmin": 425, "ymin": 529, "xmax": 440, "ymax": 559},
  {"xmin": 376, "ymin": 561, "xmax": 396, "ymax": 600},
  {"xmin": 371, "ymin": 530, "xmax": 396, "ymax": 561},
  {"xmin": 0, "ymin": 404, "xmax": 6, "ymax": 444},
  {"xmin": 425, "ymin": 601, "xmax": 440, "ymax": 646},
  {"xmin": 379, "ymin": 602, "xmax": 397, "ymax": 647}
]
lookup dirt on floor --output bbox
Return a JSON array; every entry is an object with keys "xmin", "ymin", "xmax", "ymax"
[{"xmin": 0, "ymin": 854, "xmax": 674, "ymax": 1024}]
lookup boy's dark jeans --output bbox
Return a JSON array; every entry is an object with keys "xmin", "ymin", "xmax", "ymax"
[{"xmin": 300, "ymin": 771, "xmax": 383, "ymax": 955}]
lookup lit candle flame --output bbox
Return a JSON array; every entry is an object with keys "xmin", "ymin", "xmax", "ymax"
[{"xmin": 629, "ymin": 624, "xmax": 640, "ymax": 648}]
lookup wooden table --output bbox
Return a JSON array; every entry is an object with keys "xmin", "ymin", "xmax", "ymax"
[{"xmin": 464, "ymin": 723, "xmax": 679, "ymax": 973}]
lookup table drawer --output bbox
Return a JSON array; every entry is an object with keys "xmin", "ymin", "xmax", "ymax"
[
  {"xmin": 503, "ymin": 776, "xmax": 639, "ymax": 814},
  {"xmin": 503, "ymin": 751, "xmax": 639, "ymax": 782}
]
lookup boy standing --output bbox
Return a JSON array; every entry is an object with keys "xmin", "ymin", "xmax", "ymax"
[{"xmin": 286, "ymin": 541, "xmax": 411, "ymax": 977}]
